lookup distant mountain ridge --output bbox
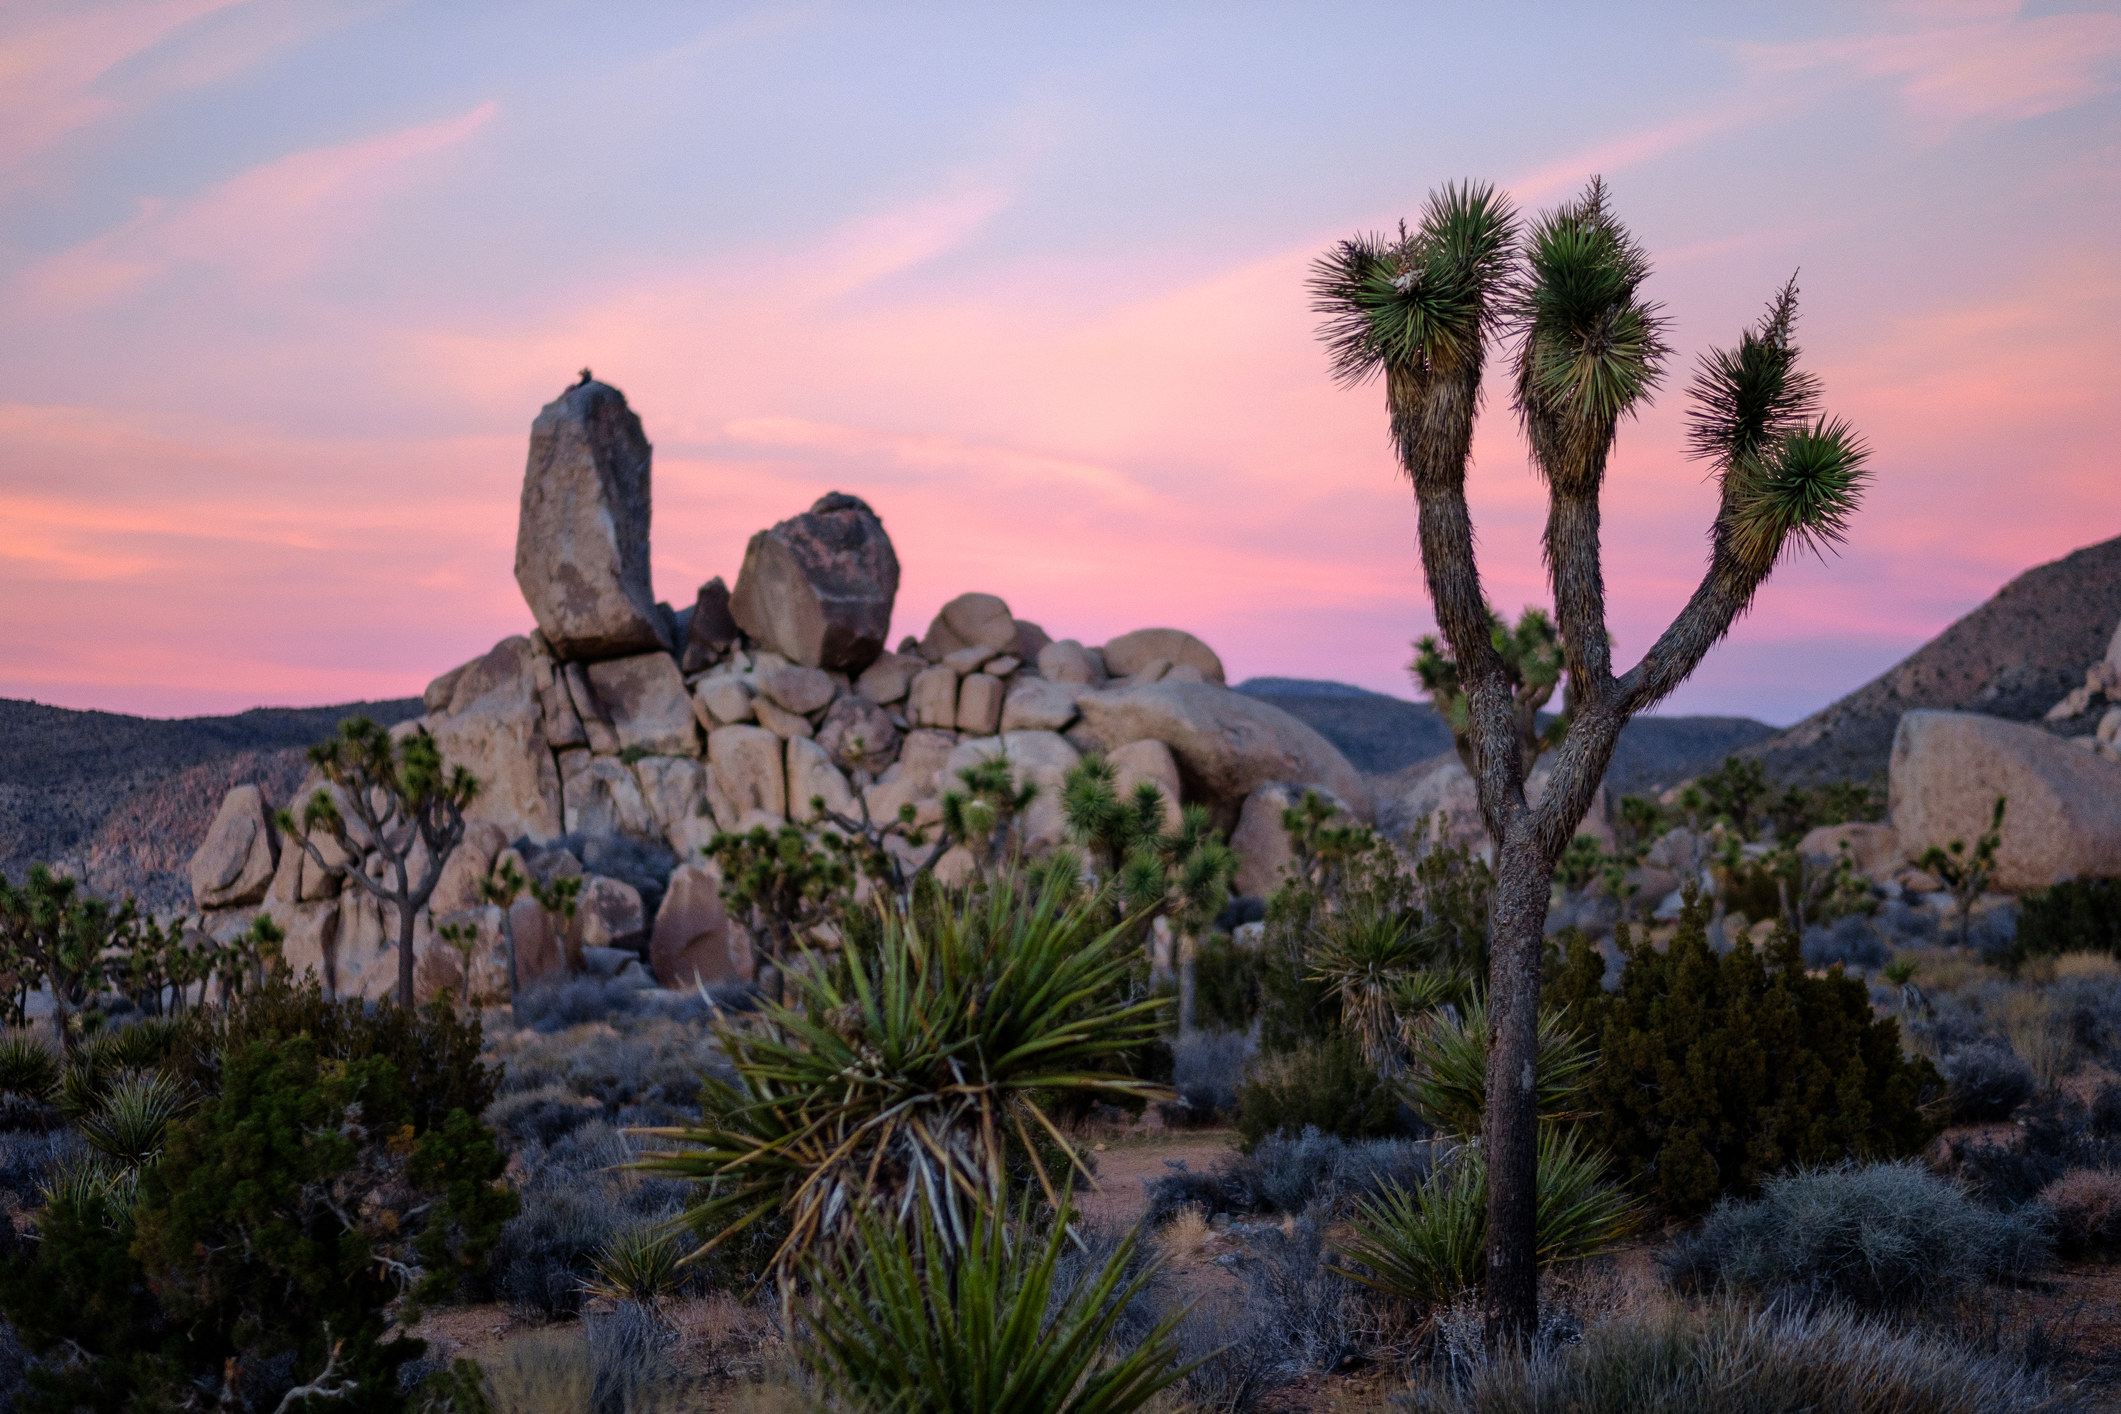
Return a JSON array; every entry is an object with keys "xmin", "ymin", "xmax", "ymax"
[
  {"xmin": 0, "ymin": 697, "xmax": 422, "ymax": 910},
  {"xmin": 1739, "ymin": 533, "xmax": 2121, "ymax": 785},
  {"xmin": 1234, "ymin": 677, "xmax": 1775, "ymax": 799}
]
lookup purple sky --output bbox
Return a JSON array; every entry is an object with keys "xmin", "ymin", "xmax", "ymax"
[{"xmin": 2, "ymin": 0, "xmax": 2117, "ymax": 724}]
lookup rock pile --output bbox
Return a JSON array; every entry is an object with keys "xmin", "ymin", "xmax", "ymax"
[{"xmin": 187, "ymin": 378, "xmax": 1373, "ymax": 1001}]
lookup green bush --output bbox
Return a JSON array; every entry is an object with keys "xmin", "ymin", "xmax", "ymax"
[
  {"xmin": 1235, "ymin": 1032, "xmax": 1402, "ymax": 1149},
  {"xmin": 0, "ymin": 983, "xmax": 514, "ymax": 1414},
  {"xmin": 1548, "ymin": 893, "xmax": 1942, "ymax": 1216},
  {"xmin": 2010, "ymin": 877, "xmax": 2121, "ymax": 974}
]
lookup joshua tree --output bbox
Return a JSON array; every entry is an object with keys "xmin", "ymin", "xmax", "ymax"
[
  {"xmin": 1311, "ymin": 177, "xmax": 1870, "ymax": 1342},
  {"xmin": 1920, "ymin": 796, "xmax": 2006, "ymax": 949},
  {"xmin": 1411, "ymin": 605, "xmax": 1567, "ymax": 777},
  {"xmin": 274, "ymin": 718, "xmax": 479, "ymax": 1008},
  {"xmin": 0, "ymin": 866, "xmax": 122, "ymax": 1055}
]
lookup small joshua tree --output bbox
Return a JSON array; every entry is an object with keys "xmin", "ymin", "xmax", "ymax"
[
  {"xmin": 273, "ymin": 717, "xmax": 479, "ymax": 1007},
  {"xmin": 1312, "ymin": 177, "xmax": 1870, "ymax": 1342},
  {"xmin": 1412, "ymin": 605, "xmax": 1567, "ymax": 777},
  {"xmin": 0, "ymin": 866, "xmax": 123, "ymax": 1055},
  {"xmin": 1921, "ymin": 796, "xmax": 2006, "ymax": 950}
]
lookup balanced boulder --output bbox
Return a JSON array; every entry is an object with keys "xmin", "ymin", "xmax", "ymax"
[
  {"xmin": 515, "ymin": 378, "xmax": 666, "ymax": 660},
  {"xmin": 189, "ymin": 784, "xmax": 278, "ymax": 909},
  {"xmin": 1102, "ymin": 628, "xmax": 1225, "ymax": 686},
  {"xmin": 730, "ymin": 493, "xmax": 899, "ymax": 673}
]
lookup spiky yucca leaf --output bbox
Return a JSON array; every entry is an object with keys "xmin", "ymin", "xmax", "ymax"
[
  {"xmin": 803, "ymin": 1201, "xmax": 1192, "ymax": 1414},
  {"xmin": 0, "ymin": 1035, "xmax": 59, "ymax": 1102},
  {"xmin": 637, "ymin": 870, "xmax": 1169, "ymax": 1282},
  {"xmin": 1306, "ymin": 907, "xmax": 1456, "ymax": 1072},
  {"xmin": 1310, "ymin": 183, "xmax": 1516, "ymax": 388},
  {"xmin": 1721, "ymin": 416, "xmax": 1872, "ymax": 573},
  {"xmin": 1684, "ymin": 277, "xmax": 1822, "ymax": 467},
  {"xmin": 585, "ymin": 1225, "xmax": 687, "ymax": 1309},
  {"xmin": 80, "ymin": 1071, "xmax": 188, "ymax": 1170},
  {"xmin": 1330, "ymin": 1128, "xmax": 1638, "ymax": 1305},
  {"xmin": 1402, "ymin": 1001, "xmax": 1593, "ymax": 1136},
  {"xmin": 1513, "ymin": 179, "xmax": 1669, "ymax": 484}
]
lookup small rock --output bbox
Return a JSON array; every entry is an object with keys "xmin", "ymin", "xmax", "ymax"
[
  {"xmin": 857, "ymin": 651, "xmax": 922, "ymax": 704},
  {"xmin": 758, "ymin": 662, "xmax": 837, "ymax": 715},
  {"xmin": 651, "ymin": 860, "xmax": 746, "ymax": 987},
  {"xmin": 710, "ymin": 726, "xmax": 787, "ymax": 820},
  {"xmin": 752, "ymin": 696, "xmax": 815, "ymax": 740},
  {"xmin": 787, "ymin": 737, "xmax": 859, "ymax": 823},
  {"xmin": 1013, "ymin": 620, "xmax": 1053, "ymax": 661},
  {"xmin": 957, "ymin": 673, "xmax": 1005, "ymax": 735},
  {"xmin": 1108, "ymin": 739, "xmax": 1183, "ymax": 830},
  {"xmin": 817, "ymin": 694, "xmax": 901, "ymax": 774},
  {"xmin": 908, "ymin": 667, "xmax": 959, "ymax": 729},
  {"xmin": 923, "ymin": 592, "xmax": 1018, "ymax": 658},
  {"xmin": 943, "ymin": 645, "xmax": 999, "ymax": 676},
  {"xmin": 1001, "ymin": 678, "xmax": 1081, "ymax": 733},
  {"xmin": 586, "ymin": 652, "xmax": 699, "ymax": 756},
  {"xmin": 1037, "ymin": 639, "xmax": 1101, "ymax": 685},
  {"xmin": 1101, "ymin": 627, "xmax": 1225, "ymax": 686},
  {"xmin": 680, "ymin": 576, "xmax": 740, "ymax": 674},
  {"xmin": 693, "ymin": 675, "xmax": 756, "ymax": 726}
]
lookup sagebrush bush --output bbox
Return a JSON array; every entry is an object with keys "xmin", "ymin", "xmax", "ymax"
[
  {"xmin": 511, "ymin": 976, "xmax": 728, "ymax": 1034},
  {"xmin": 1235, "ymin": 1032, "xmax": 1403, "ymax": 1148},
  {"xmin": 1943, "ymin": 1041, "xmax": 2036, "ymax": 1121},
  {"xmin": 486, "ymin": 1084, "xmax": 602, "ymax": 1150},
  {"xmin": 1191, "ymin": 935, "xmax": 1262, "ymax": 1032},
  {"xmin": 1144, "ymin": 1126, "xmax": 1437, "ymax": 1225},
  {"xmin": 2040, "ymin": 1168, "xmax": 2121, "ymax": 1259},
  {"xmin": 1167, "ymin": 1028, "xmax": 1253, "ymax": 1123},
  {"xmin": 1164, "ymin": 1208, "xmax": 1365, "ymax": 1410},
  {"xmin": 492, "ymin": 1121, "xmax": 693, "ymax": 1317},
  {"xmin": 1800, "ymin": 916, "xmax": 1888, "ymax": 972},
  {"xmin": 1399, "ymin": 1301, "xmax": 2087, "ymax": 1414},
  {"xmin": 1549, "ymin": 896, "xmax": 1941, "ymax": 1214},
  {"xmin": 1662, "ymin": 1161, "xmax": 2051, "ymax": 1312}
]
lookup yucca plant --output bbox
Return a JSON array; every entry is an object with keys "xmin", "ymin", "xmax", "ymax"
[
  {"xmin": 802, "ymin": 1201, "xmax": 1191, "ymax": 1414},
  {"xmin": 0, "ymin": 1035, "xmax": 59, "ymax": 1103},
  {"xmin": 1312, "ymin": 175, "xmax": 1870, "ymax": 1338},
  {"xmin": 1307, "ymin": 906, "xmax": 1458, "ymax": 1072},
  {"xmin": 585, "ymin": 1225, "xmax": 688, "ymax": 1311},
  {"xmin": 1402, "ymin": 1002, "xmax": 1592, "ymax": 1136},
  {"xmin": 79, "ymin": 1071, "xmax": 190, "ymax": 1170},
  {"xmin": 1330, "ymin": 1128, "xmax": 1637, "ymax": 1307},
  {"xmin": 638, "ymin": 869, "xmax": 1170, "ymax": 1283}
]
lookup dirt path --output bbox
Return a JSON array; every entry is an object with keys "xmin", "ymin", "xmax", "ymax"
[{"xmin": 1077, "ymin": 1125, "xmax": 1240, "ymax": 1229}]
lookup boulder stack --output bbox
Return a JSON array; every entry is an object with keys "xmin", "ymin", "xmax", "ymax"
[{"xmin": 730, "ymin": 493, "xmax": 899, "ymax": 673}]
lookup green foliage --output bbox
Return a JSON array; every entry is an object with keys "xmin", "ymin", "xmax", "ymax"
[
  {"xmin": 1306, "ymin": 905, "xmax": 1462, "ymax": 1072},
  {"xmin": 1236, "ymin": 1031, "xmax": 1404, "ymax": 1149},
  {"xmin": 0, "ymin": 1034, "xmax": 58, "ymax": 1103},
  {"xmin": 1331, "ymin": 1129, "xmax": 1637, "ymax": 1306},
  {"xmin": 640, "ymin": 871, "xmax": 1170, "ymax": 1282},
  {"xmin": 2010, "ymin": 876, "xmax": 2121, "ymax": 974},
  {"xmin": 1920, "ymin": 795, "xmax": 2007, "ymax": 949},
  {"xmin": 0, "ymin": 865, "xmax": 138, "ymax": 1050},
  {"xmin": 2, "ymin": 1014, "xmax": 513, "ymax": 1414},
  {"xmin": 1696, "ymin": 756, "xmax": 1772, "ymax": 840},
  {"xmin": 802, "ymin": 1202, "xmax": 1189, "ymax": 1414},
  {"xmin": 1546, "ymin": 891, "xmax": 1942, "ymax": 1216},
  {"xmin": 585, "ymin": 1226, "xmax": 687, "ymax": 1309},
  {"xmin": 1409, "ymin": 605, "xmax": 1566, "ymax": 776},
  {"xmin": 704, "ymin": 823, "xmax": 855, "ymax": 995},
  {"xmin": 1767, "ymin": 778, "xmax": 1884, "ymax": 841},
  {"xmin": 1402, "ymin": 1002, "xmax": 1592, "ymax": 1137},
  {"xmin": 941, "ymin": 756, "xmax": 1042, "ymax": 873}
]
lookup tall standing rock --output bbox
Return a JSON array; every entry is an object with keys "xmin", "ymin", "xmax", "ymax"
[
  {"xmin": 730, "ymin": 493, "xmax": 899, "ymax": 674},
  {"xmin": 515, "ymin": 378, "xmax": 667, "ymax": 660}
]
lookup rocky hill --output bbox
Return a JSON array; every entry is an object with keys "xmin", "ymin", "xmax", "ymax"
[
  {"xmin": 1739, "ymin": 534, "xmax": 2121, "ymax": 785},
  {"xmin": 1236, "ymin": 677, "xmax": 1775, "ymax": 798},
  {"xmin": 0, "ymin": 697, "xmax": 421, "ymax": 908}
]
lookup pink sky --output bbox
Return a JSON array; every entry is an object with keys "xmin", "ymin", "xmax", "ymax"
[{"xmin": 2, "ymin": 1, "xmax": 2116, "ymax": 724}]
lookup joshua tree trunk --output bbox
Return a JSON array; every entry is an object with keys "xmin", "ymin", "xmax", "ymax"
[{"xmin": 1313, "ymin": 181, "xmax": 1870, "ymax": 1345}]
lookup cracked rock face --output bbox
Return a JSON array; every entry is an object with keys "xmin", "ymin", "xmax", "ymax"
[
  {"xmin": 515, "ymin": 379, "xmax": 668, "ymax": 661},
  {"xmin": 729, "ymin": 493, "xmax": 899, "ymax": 674}
]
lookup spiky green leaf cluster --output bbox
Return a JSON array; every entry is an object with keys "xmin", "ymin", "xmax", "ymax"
[
  {"xmin": 1513, "ymin": 178, "xmax": 1670, "ymax": 486},
  {"xmin": 1401, "ymin": 1000, "xmax": 1594, "ymax": 1137},
  {"xmin": 1722, "ymin": 416, "xmax": 1873, "ymax": 572},
  {"xmin": 1329, "ymin": 1128, "xmax": 1639, "ymax": 1306},
  {"xmin": 1309, "ymin": 183, "xmax": 1517, "ymax": 389},
  {"xmin": 803, "ymin": 1201, "xmax": 1191, "ymax": 1414},
  {"xmin": 638, "ymin": 870, "xmax": 1170, "ymax": 1283}
]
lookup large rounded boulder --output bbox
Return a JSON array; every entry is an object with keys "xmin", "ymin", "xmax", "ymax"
[{"xmin": 730, "ymin": 493, "xmax": 900, "ymax": 674}]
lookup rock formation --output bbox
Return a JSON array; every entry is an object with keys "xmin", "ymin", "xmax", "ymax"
[{"xmin": 729, "ymin": 493, "xmax": 899, "ymax": 672}]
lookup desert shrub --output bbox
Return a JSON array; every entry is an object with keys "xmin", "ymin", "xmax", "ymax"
[
  {"xmin": 1548, "ymin": 895, "xmax": 1942, "ymax": 1215},
  {"xmin": 1192, "ymin": 935, "xmax": 1263, "ymax": 1032},
  {"xmin": 802, "ymin": 1203, "xmax": 1187, "ymax": 1414},
  {"xmin": 1145, "ymin": 1126, "xmax": 1439, "ymax": 1225},
  {"xmin": 1398, "ymin": 1301, "xmax": 2086, "ymax": 1414},
  {"xmin": 0, "ymin": 1038, "xmax": 58, "ymax": 1110},
  {"xmin": 2039, "ymin": 1168, "xmax": 2121, "ymax": 1259},
  {"xmin": 487, "ymin": 1084, "xmax": 602, "ymax": 1150},
  {"xmin": 1, "ymin": 1032, "xmax": 514, "ymax": 1414},
  {"xmin": 492, "ymin": 1121, "xmax": 694, "ymax": 1317},
  {"xmin": 1332, "ymin": 1129, "xmax": 1636, "ymax": 1307},
  {"xmin": 1167, "ymin": 1028, "xmax": 1253, "ymax": 1124},
  {"xmin": 1801, "ymin": 915, "xmax": 1888, "ymax": 972},
  {"xmin": 1944, "ymin": 1041, "xmax": 2037, "ymax": 1121},
  {"xmin": 0, "ymin": 1129, "xmax": 81, "ymax": 1205},
  {"xmin": 511, "ymin": 976, "xmax": 727, "ymax": 1033},
  {"xmin": 2093, "ymin": 1082, "xmax": 2121, "ymax": 1134},
  {"xmin": 583, "ymin": 1303, "xmax": 682, "ymax": 1414},
  {"xmin": 1166, "ymin": 1208, "xmax": 1364, "ymax": 1411},
  {"xmin": 1661, "ymin": 1161, "xmax": 2051, "ymax": 1312},
  {"xmin": 1234, "ymin": 1032, "xmax": 1403, "ymax": 1148},
  {"xmin": 2011, "ymin": 877, "xmax": 2121, "ymax": 975},
  {"xmin": 2001, "ymin": 992, "xmax": 2077, "ymax": 1090}
]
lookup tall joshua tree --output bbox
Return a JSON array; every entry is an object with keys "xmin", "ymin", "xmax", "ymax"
[
  {"xmin": 1311, "ymin": 178, "xmax": 1869, "ymax": 1343},
  {"xmin": 275, "ymin": 718, "xmax": 479, "ymax": 1007}
]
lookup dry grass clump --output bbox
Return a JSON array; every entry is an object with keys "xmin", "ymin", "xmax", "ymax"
[
  {"xmin": 1398, "ymin": 1300, "xmax": 2089, "ymax": 1414},
  {"xmin": 2049, "ymin": 952, "xmax": 2121, "ymax": 983},
  {"xmin": 2041, "ymin": 1168, "xmax": 2121, "ymax": 1259},
  {"xmin": 2003, "ymin": 992, "xmax": 2078, "ymax": 1091}
]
